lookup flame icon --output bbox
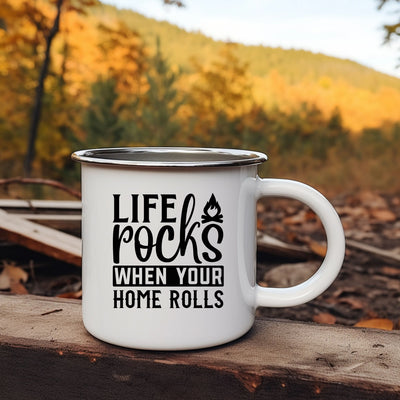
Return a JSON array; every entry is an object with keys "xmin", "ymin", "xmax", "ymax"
[{"xmin": 201, "ymin": 194, "xmax": 223, "ymax": 223}]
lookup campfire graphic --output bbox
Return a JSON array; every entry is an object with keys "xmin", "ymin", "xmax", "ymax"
[{"xmin": 201, "ymin": 194, "xmax": 223, "ymax": 223}]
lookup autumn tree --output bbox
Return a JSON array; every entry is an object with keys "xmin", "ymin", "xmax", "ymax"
[
  {"xmin": 97, "ymin": 21, "xmax": 148, "ymax": 118},
  {"xmin": 82, "ymin": 78, "xmax": 128, "ymax": 147},
  {"xmin": 0, "ymin": 0, "xmax": 46, "ymax": 175},
  {"xmin": 186, "ymin": 44, "xmax": 254, "ymax": 146},
  {"xmin": 378, "ymin": 0, "xmax": 400, "ymax": 61},
  {"xmin": 0, "ymin": 0, "xmax": 98, "ymax": 177},
  {"xmin": 24, "ymin": 0, "xmax": 63, "ymax": 177},
  {"xmin": 136, "ymin": 39, "xmax": 184, "ymax": 146}
]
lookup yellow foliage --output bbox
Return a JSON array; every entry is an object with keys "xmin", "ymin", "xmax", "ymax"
[
  {"xmin": 252, "ymin": 71, "xmax": 400, "ymax": 133},
  {"xmin": 1, "ymin": 0, "xmax": 400, "ymax": 187}
]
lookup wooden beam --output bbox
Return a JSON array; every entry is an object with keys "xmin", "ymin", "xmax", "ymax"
[
  {"xmin": 257, "ymin": 231, "xmax": 312, "ymax": 260},
  {"xmin": 0, "ymin": 294, "xmax": 399, "ymax": 399},
  {"xmin": 346, "ymin": 238, "xmax": 400, "ymax": 264},
  {"xmin": 1, "ymin": 199, "xmax": 399, "ymax": 264},
  {"xmin": 0, "ymin": 210, "xmax": 81, "ymax": 266},
  {"xmin": 0, "ymin": 199, "xmax": 81, "ymax": 211}
]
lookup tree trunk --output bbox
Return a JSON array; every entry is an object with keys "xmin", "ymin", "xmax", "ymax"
[{"xmin": 24, "ymin": 0, "xmax": 63, "ymax": 177}]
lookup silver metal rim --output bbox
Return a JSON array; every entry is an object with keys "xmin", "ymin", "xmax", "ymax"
[{"xmin": 71, "ymin": 147, "xmax": 267, "ymax": 168}]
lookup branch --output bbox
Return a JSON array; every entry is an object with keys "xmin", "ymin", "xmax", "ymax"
[
  {"xmin": 0, "ymin": 177, "xmax": 81, "ymax": 200},
  {"xmin": 163, "ymin": 0, "xmax": 185, "ymax": 6}
]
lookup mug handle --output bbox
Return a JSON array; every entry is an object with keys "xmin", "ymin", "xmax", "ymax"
[{"xmin": 255, "ymin": 178, "xmax": 345, "ymax": 307}]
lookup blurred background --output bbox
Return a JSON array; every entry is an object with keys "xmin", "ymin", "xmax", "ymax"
[
  {"xmin": 0, "ymin": 0, "xmax": 400, "ymax": 197},
  {"xmin": 1, "ymin": 0, "xmax": 399, "ymax": 327}
]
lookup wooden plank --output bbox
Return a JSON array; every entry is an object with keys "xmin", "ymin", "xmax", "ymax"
[
  {"xmin": 0, "ymin": 199, "xmax": 81, "ymax": 211},
  {"xmin": 0, "ymin": 199, "xmax": 81, "ymax": 235},
  {"xmin": 8, "ymin": 214, "xmax": 81, "ymax": 221},
  {"xmin": 257, "ymin": 231, "xmax": 312, "ymax": 260},
  {"xmin": 0, "ymin": 294, "xmax": 399, "ymax": 399},
  {"xmin": 2, "ymin": 199, "xmax": 400, "ymax": 264},
  {"xmin": 7, "ymin": 213, "xmax": 82, "ymax": 235},
  {"xmin": 0, "ymin": 210, "xmax": 81, "ymax": 266},
  {"xmin": 346, "ymin": 238, "xmax": 400, "ymax": 264}
]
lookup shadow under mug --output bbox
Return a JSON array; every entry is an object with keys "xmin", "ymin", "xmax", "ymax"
[{"xmin": 72, "ymin": 147, "xmax": 345, "ymax": 350}]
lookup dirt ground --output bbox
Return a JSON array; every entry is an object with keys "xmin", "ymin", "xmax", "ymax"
[
  {"xmin": 256, "ymin": 191, "xmax": 400, "ymax": 329},
  {"xmin": 1, "ymin": 190, "xmax": 399, "ymax": 330}
]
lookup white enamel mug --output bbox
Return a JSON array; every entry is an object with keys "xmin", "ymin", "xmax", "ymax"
[{"xmin": 72, "ymin": 147, "xmax": 345, "ymax": 350}]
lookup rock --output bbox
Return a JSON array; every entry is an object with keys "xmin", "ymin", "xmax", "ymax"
[{"xmin": 262, "ymin": 261, "xmax": 320, "ymax": 288}]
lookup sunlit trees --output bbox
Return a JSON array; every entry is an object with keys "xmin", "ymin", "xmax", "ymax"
[
  {"xmin": 0, "ymin": 1, "xmax": 400, "ymax": 192},
  {"xmin": 0, "ymin": 0, "xmax": 98, "ymax": 177},
  {"xmin": 83, "ymin": 78, "xmax": 128, "ymax": 148},
  {"xmin": 136, "ymin": 39, "xmax": 184, "ymax": 146},
  {"xmin": 186, "ymin": 45, "xmax": 254, "ymax": 146}
]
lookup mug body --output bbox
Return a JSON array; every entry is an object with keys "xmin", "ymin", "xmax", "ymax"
[{"xmin": 77, "ymin": 148, "xmax": 263, "ymax": 350}]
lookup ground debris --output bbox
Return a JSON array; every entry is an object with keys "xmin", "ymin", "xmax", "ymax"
[
  {"xmin": 256, "ymin": 191, "xmax": 400, "ymax": 327},
  {"xmin": 1, "ymin": 192, "xmax": 399, "ymax": 327}
]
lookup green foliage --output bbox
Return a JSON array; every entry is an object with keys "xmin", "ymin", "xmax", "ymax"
[
  {"xmin": 83, "ymin": 78, "xmax": 128, "ymax": 147},
  {"xmin": 136, "ymin": 38, "xmax": 184, "ymax": 146}
]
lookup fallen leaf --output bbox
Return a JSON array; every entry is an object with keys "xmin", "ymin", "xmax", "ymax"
[
  {"xmin": 271, "ymin": 222, "xmax": 285, "ymax": 235},
  {"xmin": 283, "ymin": 211, "xmax": 307, "ymax": 225},
  {"xmin": 337, "ymin": 297, "xmax": 364, "ymax": 310},
  {"xmin": 57, "ymin": 289, "xmax": 82, "ymax": 299},
  {"xmin": 331, "ymin": 287, "xmax": 361, "ymax": 298},
  {"xmin": 344, "ymin": 229, "xmax": 375, "ymax": 241},
  {"xmin": 357, "ymin": 191, "xmax": 388, "ymax": 209},
  {"xmin": 336, "ymin": 206, "xmax": 368, "ymax": 218},
  {"xmin": 354, "ymin": 318, "xmax": 394, "ymax": 331},
  {"xmin": 381, "ymin": 266, "xmax": 400, "ymax": 276},
  {"xmin": 10, "ymin": 281, "xmax": 28, "ymax": 295},
  {"xmin": 392, "ymin": 197, "xmax": 400, "ymax": 206},
  {"xmin": 257, "ymin": 218, "xmax": 265, "ymax": 231},
  {"xmin": 304, "ymin": 210, "xmax": 317, "ymax": 222},
  {"xmin": 313, "ymin": 313, "xmax": 336, "ymax": 325},
  {"xmin": 256, "ymin": 202, "xmax": 266, "ymax": 214},
  {"xmin": 386, "ymin": 278, "xmax": 400, "ymax": 291},
  {"xmin": 383, "ymin": 229, "xmax": 400, "ymax": 240},
  {"xmin": 309, "ymin": 240, "xmax": 327, "ymax": 257},
  {"xmin": 0, "ymin": 271, "xmax": 10, "ymax": 290},
  {"xmin": 369, "ymin": 209, "xmax": 397, "ymax": 222},
  {"xmin": 0, "ymin": 263, "xmax": 29, "ymax": 290}
]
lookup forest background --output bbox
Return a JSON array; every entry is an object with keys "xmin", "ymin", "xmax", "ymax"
[{"xmin": 1, "ymin": 0, "xmax": 400, "ymax": 198}]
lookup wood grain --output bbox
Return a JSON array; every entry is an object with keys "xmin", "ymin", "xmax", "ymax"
[
  {"xmin": 0, "ymin": 294, "xmax": 399, "ymax": 399},
  {"xmin": 0, "ymin": 210, "xmax": 81, "ymax": 266}
]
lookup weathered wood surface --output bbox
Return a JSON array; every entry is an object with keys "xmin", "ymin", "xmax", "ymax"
[
  {"xmin": 0, "ymin": 294, "xmax": 399, "ymax": 399},
  {"xmin": 346, "ymin": 238, "xmax": 400, "ymax": 264},
  {"xmin": 0, "ymin": 199, "xmax": 82, "ymax": 211},
  {"xmin": 257, "ymin": 231, "xmax": 313, "ymax": 260},
  {"xmin": 0, "ymin": 199, "xmax": 82, "ymax": 235},
  {"xmin": 0, "ymin": 210, "xmax": 81, "ymax": 266},
  {"xmin": 3, "ymin": 199, "xmax": 397, "ymax": 264}
]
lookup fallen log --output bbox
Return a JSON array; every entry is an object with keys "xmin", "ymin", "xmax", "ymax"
[{"xmin": 0, "ymin": 294, "xmax": 399, "ymax": 399}]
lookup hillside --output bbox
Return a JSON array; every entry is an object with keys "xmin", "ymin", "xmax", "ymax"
[
  {"xmin": 92, "ymin": 3, "xmax": 400, "ymax": 93},
  {"xmin": 1, "ymin": 0, "xmax": 400, "ymax": 190}
]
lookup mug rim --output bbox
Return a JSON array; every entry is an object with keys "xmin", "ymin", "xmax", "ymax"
[{"xmin": 71, "ymin": 147, "xmax": 268, "ymax": 168}]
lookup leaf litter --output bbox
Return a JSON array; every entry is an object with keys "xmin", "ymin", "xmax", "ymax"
[
  {"xmin": 0, "ymin": 191, "xmax": 399, "ymax": 329},
  {"xmin": 256, "ymin": 191, "xmax": 400, "ymax": 330}
]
